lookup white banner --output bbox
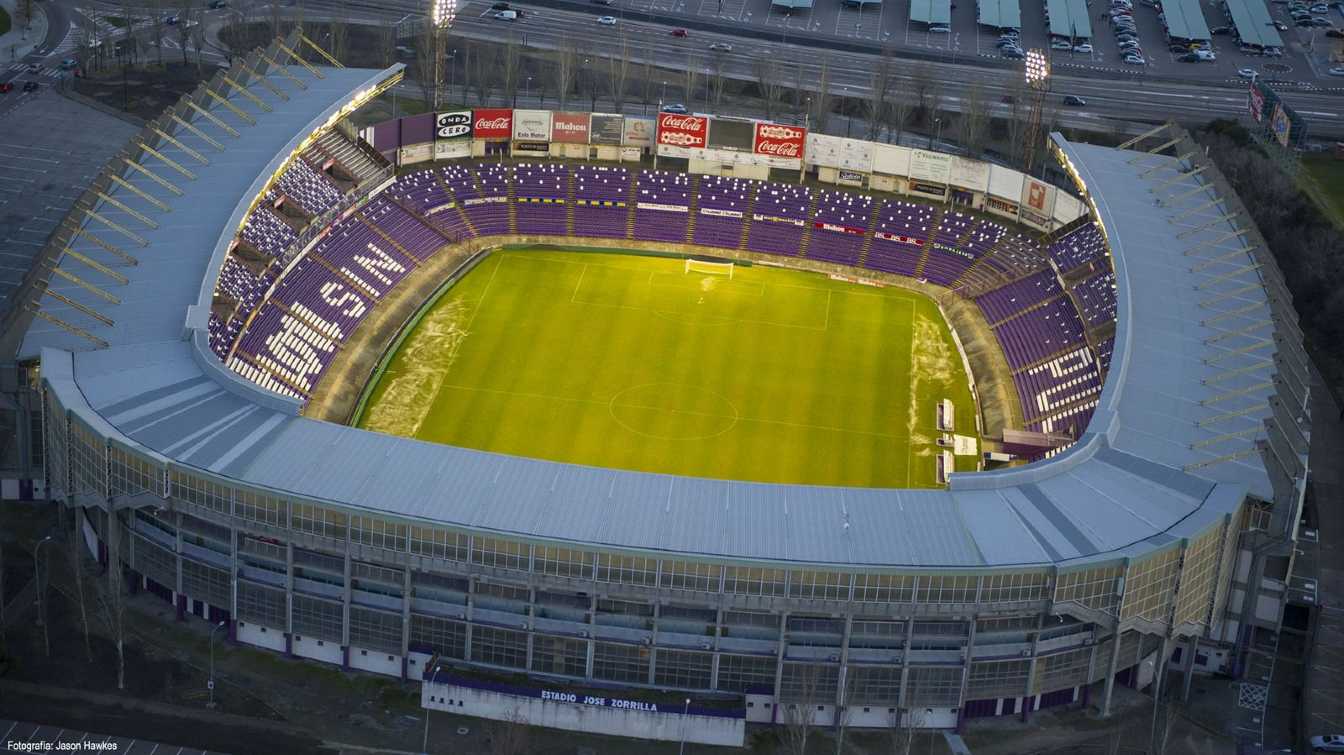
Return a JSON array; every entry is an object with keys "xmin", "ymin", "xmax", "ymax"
[
  {"xmin": 870, "ymin": 143, "xmax": 910, "ymax": 177},
  {"xmin": 948, "ymin": 156, "xmax": 991, "ymax": 193},
  {"xmin": 908, "ymin": 149, "xmax": 952, "ymax": 183},
  {"xmin": 807, "ymin": 134, "xmax": 875, "ymax": 172},
  {"xmin": 434, "ymin": 140, "xmax": 471, "ymax": 160},
  {"xmin": 512, "ymin": 109, "xmax": 552, "ymax": 142},
  {"xmin": 988, "ymin": 165, "xmax": 1025, "ymax": 200}
]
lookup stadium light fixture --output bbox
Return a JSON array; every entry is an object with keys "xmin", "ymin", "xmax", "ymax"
[
  {"xmin": 432, "ymin": 0, "xmax": 456, "ymax": 28},
  {"xmin": 1024, "ymin": 49, "xmax": 1049, "ymax": 87}
]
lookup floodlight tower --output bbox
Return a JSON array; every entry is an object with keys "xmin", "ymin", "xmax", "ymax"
[
  {"xmin": 1021, "ymin": 49, "xmax": 1051, "ymax": 175},
  {"xmin": 431, "ymin": 0, "xmax": 456, "ymax": 110}
]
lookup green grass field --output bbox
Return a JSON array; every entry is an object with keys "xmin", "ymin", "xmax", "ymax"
[
  {"xmin": 354, "ymin": 249, "xmax": 980, "ymax": 488},
  {"xmin": 1301, "ymin": 156, "xmax": 1344, "ymax": 230}
]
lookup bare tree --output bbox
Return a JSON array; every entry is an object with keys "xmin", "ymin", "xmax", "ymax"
[
  {"xmin": 866, "ymin": 45, "xmax": 895, "ymax": 140},
  {"xmin": 911, "ymin": 61, "xmax": 934, "ymax": 127},
  {"xmin": 500, "ymin": 35, "xmax": 522, "ymax": 107},
  {"xmin": 640, "ymin": 55, "xmax": 655, "ymax": 113},
  {"xmin": 811, "ymin": 57, "xmax": 833, "ymax": 134},
  {"xmin": 489, "ymin": 706, "xmax": 531, "ymax": 755},
  {"xmin": 414, "ymin": 24, "xmax": 435, "ymax": 106},
  {"xmin": 887, "ymin": 81, "xmax": 913, "ymax": 144},
  {"xmin": 149, "ymin": 0, "xmax": 166, "ymax": 68},
  {"xmin": 93, "ymin": 512, "xmax": 128, "ymax": 691},
  {"xmin": 888, "ymin": 708, "xmax": 920, "ymax": 755},
  {"xmin": 606, "ymin": 34, "xmax": 631, "ymax": 112},
  {"xmin": 190, "ymin": 24, "xmax": 206, "ymax": 75},
  {"xmin": 120, "ymin": 0, "xmax": 139, "ymax": 66},
  {"xmin": 270, "ymin": 0, "xmax": 283, "ymax": 41},
  {"xmin": 683, "ymin": 52, "xmax": 699, "ymax": 110},
  {"xmin": 960, "ymin": 83, "xmax": 989, "ymax": 157},
  {"xmin": 708, "ymin": 50, "xmax": 728, "ymax": 108},
  {"xmin": 175, "ymin": 0, "xmax": 193, "ymax": 66},
  {"xmin": 1152, "ymin": 695, "xmax": 1180, "ymax": 755},
  {"xmin": 327, "ymin": 6, "xmax": 348, "ymax": 65},
  {"xmin": 791, "ymin": 60, "xmax": 805, "ymax": 123},
  {"xmin": 781, "ymin": 664, "xmax": 824, "ymax": 755},
  {"xmin": 753, "ymin": 57, "xmax": 783, "ymax": 122},
  {"xmin": 469, "ymin": 42, "xmax": 494, "ymax": 105},
  {"xmin": 834, "ymin": 667, "xmax": 855, "ymax": 755},
  {"xmin": 68, "ymin": 518, "xmax": 93, "ymax": 662},
  {"xmin": 553, "ymin": 40, "xmax": 577, "ymax": 110},
  {"xmin": 1003, "ymin": 77, "xmax": 1028, "ymax": 165}
]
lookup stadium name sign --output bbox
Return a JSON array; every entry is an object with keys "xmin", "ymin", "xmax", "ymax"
[{"xmin": 540, "ymin": 689, "xmax": 660, "ymax": 712}]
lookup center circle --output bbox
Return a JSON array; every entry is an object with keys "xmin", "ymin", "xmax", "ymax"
[{"xmin": 608, "ymin": 382, "xmax": 741, "ymax": 441}]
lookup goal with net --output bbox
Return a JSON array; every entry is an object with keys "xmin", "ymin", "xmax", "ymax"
[{"xmin": 684, "ymin": 259, "xmax": 734, "ymax": 278}]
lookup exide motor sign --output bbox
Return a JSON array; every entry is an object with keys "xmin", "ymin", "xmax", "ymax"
[
  {"xmin": 753, "ymin": 122, "xmax": 807, "ymax": 165},
  {"xmin": 473, "ymin": 108, "xmax": 513, "ymax": 140},
  {"xmin": 435, "ymin": 110, "xmax": 472, "ymax": 139},
  {"xmin": 656, "ymin": 113, "xmax": 708, "ymax": 150}
]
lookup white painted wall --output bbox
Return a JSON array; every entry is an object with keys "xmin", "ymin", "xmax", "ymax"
[
  {"xmin": 422, "ymin": 682, "xmax": 744, "ymax": 747},
  {"xmin": 293, "ymin": 635, "xmax": 344, "ymax": 666},
  {"xmin": 238, "ymin": 621, "xmax": 287, "ymax": 653},
  {"xmin": 349, "ymin": 646, "xmax": 402, "ymax": 677}
]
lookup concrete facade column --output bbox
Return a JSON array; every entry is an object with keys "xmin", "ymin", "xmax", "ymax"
[
  {"xmin": 648, "ymin": 603, "xmax": 660, "ymax": 686},
  {"xmin": 709, "ymin": 607, "xmax": 723, "ymax": 690},
  {"xmin": 284, "ymin": 542, "xmax": 294, "ymax": 654},
  {"xmin": 584, "ymin": 594, "xmax": 596, "ymax": 678},
  {"xmin": 897, "ymin": 618, "xmax": 915, "ymax": 720},
  {"xmin": 464, "ymin": 577, "xmax": 476, "ymax": 662},
  {"xmin": 1181, "ymin": 634, "xmax": 1198, "ymax": 701},
  {"xmin": 525, "ymin": 587, "xmax": 536, "ymax": 673},
  {"xmin": 341, "ymin": 541, "xmax": 352, "ymax": 665},
  {"xmin": 1100, "ymin": 626, "xmax": 1123, "ymax": 717},
  {"xmin": 401, "ymin": 568, "xmax": 413, "ymax": 662},
  {"xmin": 1022, "ymin": 614, "xmax": 1044, "ymax": 722},
  {"xmin": 955, "ymin": 618, "xmax": 977, "ymax": 732},
  {"xmin": 835, "ymin": 615, "xmax": 854, "ymax": 716},
  {"xmin": 771, "ymin": 611, "xmax": 789, "ymax": 723}
]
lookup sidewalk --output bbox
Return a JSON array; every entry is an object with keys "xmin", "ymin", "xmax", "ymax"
[{"xmin": 0, "ymin": 0, "xmax": 48, "ymax": 63}]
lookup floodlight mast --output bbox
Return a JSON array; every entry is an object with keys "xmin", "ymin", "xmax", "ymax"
[
  {"xmin": 431, "ymin": 0, "xmax": 456, "ymax": 110},
  {"xmin": 1021, "ymin": 49, "xmax": 1051, "ymax": 175}
]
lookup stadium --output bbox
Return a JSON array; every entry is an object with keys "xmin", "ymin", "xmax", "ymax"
[{"xmin": 6, "ymin": 30, "xmax": 1312, "ymax": 748}]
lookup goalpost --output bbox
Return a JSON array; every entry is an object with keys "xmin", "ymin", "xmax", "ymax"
[{"xmin": 684, "ymin": 258, "xmax": 734, "ymax": 278}]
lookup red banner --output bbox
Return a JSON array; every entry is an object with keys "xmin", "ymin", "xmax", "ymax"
[
  {"xmin": 753, "ymin": 122, "xmax": 807, "ymax": 160},
  {"xmin": 551, "ymin": 112, "xmax": 590, "ymax": 144},
  {"xmin": 473, "ymin": 108, "xmax": 513, "ymax": 139},
  {"xmin": 656, "ymin": 113, "xmax": 708, "ymax": 149}
]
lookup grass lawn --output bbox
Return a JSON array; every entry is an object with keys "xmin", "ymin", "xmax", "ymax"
[
  {"xmin": 355, "ymin": 249, "xmax": 979, "ymax": 488},
  {"xmin": 1299, "ymin": 155, "xmax": 1344, "ymax": 229}
]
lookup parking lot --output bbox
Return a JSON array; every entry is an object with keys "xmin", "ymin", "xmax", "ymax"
[{"xmin": 613, "ymin": 0, "xmax": 1322, "ymax": 82}]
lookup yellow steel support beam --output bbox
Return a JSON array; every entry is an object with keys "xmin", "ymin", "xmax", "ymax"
[
  {"xmin": 185, "ymin": 100, "xmax": 242, "ymax": 137},
  {"xmin": 136, "ymin": 142, "xmax": 197, "ymax": 180},
  {"xmin": 107, "ymin": 173, "xmax": 171, "ymax": 212},
  {"xmin": 93, "ymin": 190, "xmax": 159, "ymax": 230},
  {"xmin": 122, "ymin": 157, "xmax": 184, "ymax": 196},
  {"xmin": 26, "ymin": 306, "xmax": 109, "ymax": 349}
]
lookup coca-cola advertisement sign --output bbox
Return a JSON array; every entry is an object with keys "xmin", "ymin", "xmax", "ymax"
[
  {"xmin": 753, "ymin": 122, "xmax": 807, "ymax": 161},
  {"xmin": 550, "ymin": 112, "xmax": 590, "ymax": 144},
  {"xmin": 656, "ymin": 113, "xmax": 708, "ymax": 149},
  {"xmin": 435, "ymin": 110, "xmax": 472, "ymax": 140},
  {"xmin": 474, "ymin": 108, "xmax": 513, "ymax": 140}
]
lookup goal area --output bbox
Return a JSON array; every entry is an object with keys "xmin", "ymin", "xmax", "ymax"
[{"xmin": 684, "ymin": 258, "xmax": 734, "ymax": 278}]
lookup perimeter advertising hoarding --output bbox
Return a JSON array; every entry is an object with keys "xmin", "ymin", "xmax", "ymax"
[
  {"xmin": 1249, "ymin": 83, "xmax": 1265, "ymax": 123},
  {"xmin": 752, "ymin": 122, "xmax": 806, "ymax": 168},
  {"xmin": 1021, "ymin": 177, "xmax": 1055, "ymax": 215},
  {"xmin": 908, "ymin": 149, "xmax": 952, "ymax": 184},
  {"xmin": 590, "ymin": 114, "xmax": 624, "ymax": 146},
  {"xmin": 656, "ymin": 113, "xmax": 709, "ymax": 149},
  {"xmin": 623, "ymin": 116, "xmax": 655, "ymax": 147},
  {"xmin": 948, "ymin": 156, "xmax": 990, "ymax": 193},
  {"xmin": 550, "ymin": 112, "xmax": 590, "ymax": 144},
  {"xmin": 870, "ymin": 143, "xmax": 908, "ymax": 176},
  {"xmin": 988, "ymin": 165, "xmax": 1026, "ymax": 201},
  {"xmin": 435, "ymin": 110, "xmax": 472, "ymax": 140},
  {"xmin": 513, "ymin": 109, "xmax": 553, "ymax": 142},
  {"xmin": 473, "ymin": 108, "xmax": 513, "ymax": 140},
  {"xmin": 707, "ymin": 118, "xmax": 754, "ymax": 152},
  {"xmin": 1271, "ymin": 104, "xmax": 1292, "ymax": 148}
]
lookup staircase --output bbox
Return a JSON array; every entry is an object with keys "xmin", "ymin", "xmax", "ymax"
[
  {"xmin": 913, "ymin": 207, "xmax": 945, "ymax": 279},
  {"xmin": 506, "ymin": 168, "xmax": 518, "ymax": 234},
  {"xmin": 856, "ymin": 201, "xmax": 884, "ymax": 268},
  {"xmin": 684, "ymin": 174, "xmax": 702, "ymax": 244},
  {"xmin": 624, "ymin": 171, "xmax": 639, "ymax": 241},
  {"xmin": 316, "ymin": 131, "xmax": 385, "ymax": 186},
  {"xmin": 565, "ymin": 168, "xmax": 577, "ymax": 236},
  {"xmin": 357, "ymin": 210, "xmax": 421, "ymax": 265},
  {"xmin": 796, "ymin": 191, "xmax": 821, "ymax": 258},
  {"xmin": 737, "ymin": 182, "xmax": 757, "ymax": 251},
  {"xmin": 435, "ymin": 171, "xmax": 478, "ymax": 239},
  {"xmin": 387, "ymin": 193, "xmax": 456, "ymax": 244}
]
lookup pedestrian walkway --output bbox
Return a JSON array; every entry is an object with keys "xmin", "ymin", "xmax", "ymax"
[
  {"xmin": 0, "ymin": 0, "xmax": 49, "ymax": 63},
  {"xmin": 0, "ymin": 719, "xmax": 226, "ymax": 755},
  {"xmin": 6, "ymin": 60, "xmax": 65, "ymax": 78}
]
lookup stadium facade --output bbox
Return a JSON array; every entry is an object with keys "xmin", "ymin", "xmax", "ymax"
[{"xmin": 0, "ymin": 33, "xmax": 1311, "ymax": 746}]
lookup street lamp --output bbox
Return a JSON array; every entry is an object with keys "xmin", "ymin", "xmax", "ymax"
[
  {"xmin": 208, "ymin": 619, "xmax": 226, "ymax": 708},
  {"xmin": 430, "ymin": 0, "xmax": 457, "ymax": 110},
  {"xmin": 525, "ymin": 75, "xmax": 532, "ymax": 106},
  {"xmin": 33, "ymin": 535, "xmax": 53, "ymax": 627},
  {"xmin": 423, "ymin": 665, "xmax": 442, "ymax": 753},
  {"xmin": 678, "ymin": 697, "xmax": 691, "ymax": 755}
]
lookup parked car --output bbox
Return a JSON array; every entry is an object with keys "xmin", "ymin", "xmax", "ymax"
[
  {"xmin": 1311, "ymin": 16, "xmax": 1334, "ymax": 25},
  {"xmin": 1329, "ymin": 66, "xmax": 1344, "ymax": 75},
  {"xmin": 1298, "ymin": 17, "xmax": 1317, "ymax": 25},
  {"xmin": 1311, "ymin": 3, "xmax": 1329, "ymax": 11},
  {"xmin": 491, "ymin": 1, "xmax": 510, "ymax": 8},
  {"xmin": 1051, "ymin": 38, "xmax": 1073, "ymax": 49},
  {"xmin": 662, "ymin": 103, "xmax": 688, "ymax": 113},
  {"xmin": 1237, "ymin": 67, "xmax": 1258, "ymax": 77},
  {"xmin": 207, "ymin": 0, "xmax": 227, "ymax": 7},
  {"xmin": 0, "ymin": 82, "xmax": 12, "ymax": 93},
  {"xmin": 1003, "ymin": 47, "xmax": 1026, "ymax": 57},
  {"xmin": 1211, "ymin": 25, "xmax": 1231, "ymax": 33},
  {"xmin": 597, "ymin": 14, "xmax": 617, "ymax": 24},
  {"xmin": 493, "ymin": 9, "xmax": 518, "ymax": 19},
  {"xmin": 1327, "ymin": 27, "xmax": 1344, "ymax": 35},
  {"xmin": 1194, "ymin": 48, "xmax": 1216, "ymax": 59},
  {"xmin": 22, "ymin": 81, "xmax": 38, "ymax": 92},
  {"xmin": 1273, "ymin": 20, "xmax": 1288, "ymax": 29},
  {"xmin": 164, "ymin": 13, "xmax": 179, "ymax": 24},
  {"xmin": 59, "ymin": 58, "xmax": 76, "ymax": 70},
  {"xmin": 1073, "ymin": 43, "xmax": 1094, "ymax": 52},
  {"xmin": 708, "ymin": 42, "xmax": 733, "ymax": 51},
  {"xmin": 1123, "ymin": 54, "xmax": 1146, "ymax": 63},
  {"xmin": 929, "ymin": 23, "xmax": 951, "ymax": 31},
  {"xmin": 1063, "ymin": 94, "xmax": 1087, "ymax": 105},
  {"xmin": 1179, "ymin": 51, "xmax": 1202, "ymax": 61},
  {"xmin": 1169, "ymin": 42, "xmax": 1190, "ymax": 52},
  {"xmin": 1312, "ymin": 734, "xmax": 1344, "ymax": 752}
]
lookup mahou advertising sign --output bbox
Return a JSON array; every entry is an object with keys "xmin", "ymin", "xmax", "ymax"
[
  {"xmin": 473, "ymin": 108, "xmax": 513, "ymax": 140},
  {"xmin": 550, "ymin": 112, "xmax": 590, "ymax": 144},
  {"xmin": 752, "ymin": 122, "xmax": 807, "ymax": 166},
  {"xmin": 656, "ymin": 113, "xmax": 708, "ymax": 150}
]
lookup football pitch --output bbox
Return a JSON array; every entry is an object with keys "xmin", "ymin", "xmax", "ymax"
[{"xmin": 354, "ymin": 248, "xmax": 980, "ymax": 488}]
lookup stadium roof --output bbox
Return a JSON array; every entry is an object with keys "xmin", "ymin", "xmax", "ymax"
[
  {"xmin": 978, "ymin": 0, "xmax": 1022, "ymax": 30},
  {"xmin": 1161, "ymin": 0, "xmax": 1211, "ymax": 41},
  {"xmin": 35, "ymin": 98, "xmax": 1302, "ymax": 568},
  {"xmin": 1224, "ymin": 0, "xmax": 1283, "ymax": 47},
  {"xmin": 910, "ymin": 0, "xmax": 951, "ymax": 25},
  {"xmin": 1046, "ymin": 0, "xmax": 1093, "ymax": 39}
]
